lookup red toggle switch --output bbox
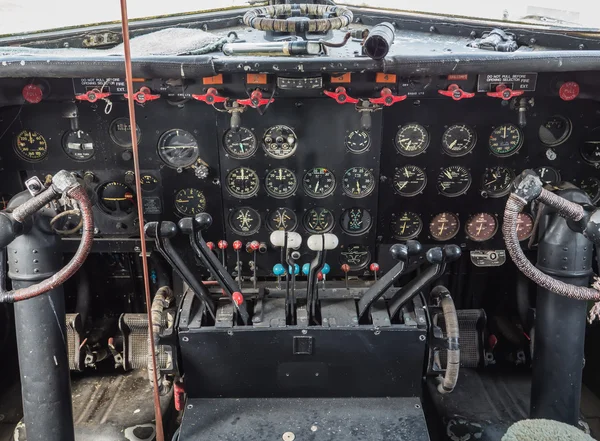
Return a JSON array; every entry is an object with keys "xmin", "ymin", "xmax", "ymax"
[
  {"xmin": 192, "ymin": 87, "xmax": 228, "ymax": 104},
  {"xmin": 369, "ymin": 88, "xmax": 407, "ymax": 106},
  {"xmin": 438, "ymin": 84, "xmax": 475, "ymax": 101},
  {"xmin": 237, "ymin": 89, "xmax": 274, "ymax": 108},
  {"xmin": 559, "ymin": 81, "xmax": 580, "ymax": 101},
  {"xmin": 22, "ymin": 84, "xmax": 43, "ymax": 104},
  {"xmin": 124, "ymin": 86, "xmax": 160, "ymax": 104},
  {"xmin": 233, "ymin": 240, "xmax": 243, "ymax": 251},
  {"xmin": 486, "ymin": 84, "xmax": 524, "ymax": 101},
  {"xmin": 232, "ymin": 291, "xmax": 244, "ymax": 306},
  {"xmin": 207, "ymin": 241, "xmax": 215, "ymax": 251},
  {"xmin": 323, "ymin": 87, "xmax": 359, "ymax": 104},
  {"xmin": 75, "ymin": 89, "xmax": 111, "ymax": 103},
  {"xmin": 218, "ymin": 240, "xmax": 228, "ymax": 250}
]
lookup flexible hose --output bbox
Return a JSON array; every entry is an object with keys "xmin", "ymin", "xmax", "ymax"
[
  {"xmin": 11, "ymin": 186, "xmax": 59, "ymax": 223},
  {"xmin": 431, "ymin": 286, "xmax": 460, "ymax": 394},
  {"xmin": 149, "ymin": 286, "xmax": 174, "ymax": 396}
]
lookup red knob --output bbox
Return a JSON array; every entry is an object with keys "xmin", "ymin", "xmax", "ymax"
[
  {"xmin": 323, "ymin": 87, "xmax": 359, "ymax": 104},
  {"xmin": 233, "ymin": 240, "xmax": 243, "ymax": 251},
  {"xmin": 370, "ymin": 263, "xmax": 380, "ymax": 272},
  {"xmin": 232, "ymin": 291, "xmax": 244, "ymax": 306},
  {"xmin": 207, "ymin": 242, "xmax": 215, "ymax": 250},
  {"xmin": 341, "ymin": 264, "xmax": 350, "ymax": 273},
  {"xmin": 218, "ymin": 240, "xmax": 228, "ymax": 250},
  {"xmin": 486, "ymin": 84, "xmax": 524, "ymax": 100},
  {"xmin": 22, "ymin": 84, "xmax": 43, "ymax": 104},
  {"xmin": 192, "ymin": 87, "xmax": 227, "ymax": 104},
  {"xmin": 124, "ymin": 86, "xmax": 160, "ymax": 103},
  {"xmin": 559, "ymin": 81, "xmax": 579, "ymax": 101},
  {"xmin": 368, "ymin": 87, "xmax": 407, "ymax": 106},
  {"xmin": 317, "ymin": 272, "xmax": 324, "ymax": 281},
  {"xmin": 249, "ymin": 240, "xmax": 260, "ymax": 251},
  {"xmin": 75, "ymin": 89, "xmax": 111, "ymax": 103},
  {"xmin": 438, "ymin": 84, "xmax": 475, "ymax": 101},
  {"xmin": 236, "ymin": 89, "xmax": 274, "ymax": 108}
]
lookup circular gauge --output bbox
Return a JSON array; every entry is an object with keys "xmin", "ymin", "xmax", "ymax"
[
  {"xmin": 263, "ymin": 125, "xmax": 297, "ymax": 159},
  {"xmin": 226, "ymin": 167, "xmax": 260, "ymax": 199},
  {"xmin": 393, "ymin": 165, "xmax": 427, "ymax": 197},
  {"xmin": 62, "ymin": 130, "xmax": 94, "ymax": 161},
  {"xmin": 482, "ymin": 166, "xmax": 514, "ymax": 198},
  {"xmin": 442, "ymin": 124, "xmax": 477, "ymax": 157},
  {"xmin": 342, "ymin": 167, "xmax": 376, "ymax": 198},
  {"xmin": 580, "ymin": 177, "xmax": 600, "ymax": 203},
  {"xmin": 395, "ymin": 123, "xmax": 430, "ymax": 156},
  {"xmin": 340, "ymin": 245, "xmax": 371, "ymax": 271},
  {"xmin": 437, "ymin": 166, "xmax": 472, "ymax": 197},
  {"xmin": 534, "ymin": 166, "xmax": 561, "ymax": 185},
  {"xmin": 97, "ymin": 181, "xmax": 135, "ymax": 217},
  {"xmin": 303, "ymin": 168, "xmax": 336, "ymax": 198},
  {"xmin": 466, "ymin": 213, "xmax": 498, "ymax": 242},
  {"xmin": 539, "ymin": 116, "xmax": 572, "ymax": 147},
  {"xmin": 516, "ymin": 213, "xmax": 534, "ymax": 241},
  {"xmin": 345, "ymin": 130, "xmax": 371, "ymax": 154},
  {"xmin": 267, "ymin": 208, "xmax": 298, "ymax": 231},
  {"xmin": 109, "ymin": 117, "xmax": 141, "ymax": 148},
  {"xmin": 340, "ymin": 207, "xmax": 372, "ymax": 235},
  {"xmin": 229, "ymin": 207, "xmax": 261, "ymax": 236},
  {"xmin": 581, "ymin": 128, "xmax": 600, "ymax": 164},
  {"xmin": 14, "ymin": 130, "xmax": 48, "ymax": 161},
  {"xmin": 174, "ymin": 188, "xmax": 206, "ymax": 216},
  {"xmin": 303, "ymin": 207, "xmax": 335, "ymax": 234},
  {"xmin": 158, "ymin": 129, "xmax": 199, "ymax": 168},
  {"xmin": 429, "ymin": 212, "xmax": 460, "ymax": 241},
  {"xmin": 140, "ymin": 174, "xmax": 159, "ymax": 192},
  {"xmin": 223, "ymin": 127, "xmax": 257, "ymax": 159},
  {"xmin": 390, "ymin": 212, "xmax": 422, "ymax": 240},
  {"xmin": 489, "ymin": 124, "xmax": 523, "ymax": 156},
  {"xmin": 265, "ymin": 168, "xmax": 297, "ymax": 199}
]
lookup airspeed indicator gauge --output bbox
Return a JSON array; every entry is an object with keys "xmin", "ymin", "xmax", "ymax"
[
  {"xmin": 14, "ymin": 130, "xmax": 48, "ymax": 161},
  {"xmin": 489, "ymin": 124, "xmax": 523, "ymax": 156}
]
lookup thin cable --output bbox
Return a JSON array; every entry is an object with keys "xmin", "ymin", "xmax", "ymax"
[{"xmin": 118, "ymin": 1, "xmax": 165, "ymax": 439}]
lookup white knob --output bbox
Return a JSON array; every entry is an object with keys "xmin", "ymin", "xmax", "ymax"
[
  {"xmin": 307, "ymin": 233, "xmax": 339, "ymax": 251},
  {"xmin": 269, "ymin": 231, "xmax": 302, "ymax": 249}
]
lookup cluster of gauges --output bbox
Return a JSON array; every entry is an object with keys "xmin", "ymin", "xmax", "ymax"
[
  {"xmin": 389, "ymin": 211, "xmax": 534, "ymax": 242},
  {"xmin": 223, "ymin": 125, "xmax": 298, "ymax": 159},
  {"xmin": 224, "ymin": 166, "xmax": 376, "ymax": 199}
]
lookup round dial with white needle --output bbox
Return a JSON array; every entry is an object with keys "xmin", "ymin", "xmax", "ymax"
[
  {"xmin": 442, "ymin": 124, "xmax": 477, "ymax": 157},
  {"xmin": 265, "ymin": 167, "xmax": 297, "ymax": 198},
  {"xmin": 466, "ymin": 213, "xmax": 498, "ymax": 242},
  {"xmin": 534, "ymin": 166, "xmax": 561, "ymax": 185},
  {"xmin": 516, "ymin": 213, "xmax": 534, "ymax": 241},
  {"xmin": 226, "ymin": 167, "xmax": 260, "ymax": 198},
  {"xmin": 482, "ymin": 166, "xmax": 514, "ymax": 197},
  {"xmin": 223, "ymin": 127, "xmax": 257, "ymax": 158},
  {"xmin": 157, "ymin": 129, "xmax": 199, "ymax": 168},
  {"xmin": 342, "ymin": 167, "xmax": 376, "ymax": 198},
  {"xmin": 489, "ymin": 124, "xmax": 523, "ymax": 156},
  {"xmin": 395, "ymin": 124, "xmax": 429, "ymax": 156},
  {"xmin": 303, "ymin": 207, "xmax": 334, "ymax": 234},
  {"xmin": 267, "ymin": 208, "xmax": 297, "ymax": 231},
  {"xmin": 390, "ymin": 212, "xmax": 422, "ymax": 240},
  {"xmin": 229, "ymin": 207, "xmax": 261, "ymax": 236},
  {"xmin": 429, "ymin": 212, "xmax": 460, "ymax": 241},
  {"xmin": 437, "ymin": 166, "xmax": 471, "ymax": 197},
  {"xmin": 174, "ymin": 188, "xmax": 206, "ymax": 216},
  {"xmin": 393, "ymin": 165, "xmax": 427, "ymax": 197},
  {"xmin": 303, "ymin": 168, "xmax": 336, "ymax": 198},
  {"xmin": 345, "ymin": 130, "xmax": 371, "ymax": 153}
]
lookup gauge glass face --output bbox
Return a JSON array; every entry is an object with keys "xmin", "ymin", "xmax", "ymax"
[
  {"xmin": 226, "ymin": 167, "xmax": 260, "ymax": 198},
  {"xmin": 442, "ymin": 124, "xmax": 477, "ymax": 156},
  {"xmin": 429, "ymin": 212, "xmax": 460, "ymax": 241},
  {"xmin": 340, "ymin": 245, "xmax": 371, "ymax": 270},
  {"xmin": 157, "ymin": 129, "xmax": 199, "ymax": 168},
  {"xmin": 393, "ymin": 165, "xmax": 427, "ymax": 197},
  {"xmin": 465, "ymin": 213, "xmax": 498, "ymax": 242},
  {"xmin": 534, "ymin": 166, "xmax": 561, "ymax": 185},
  {"xmin": 174, "ymin": 188, "xmax": 206, "ymax": 216},
  {"xmin": 345, "ymin": 130, "xmax": 371, "ymax": 154},
  {"xmin": 263, "ymin": 125, "xmax": 297, "ymax": 159},
  {"xmin": 342, "ymin": 167, "xmax": 376, "ymax": 198},
  {"xmin": 223, "ymin": 127, "xmax": 257, "ymax": 159},
  {"xmin": 140, "ymin": 174, "xmax": 159, "ymax": 192},
  {"xmin": 394, "ymin": 123, "xmax": 429, "ymax": 156},
  {"xmin": 97, "ymin": 182, "xmax": 135, "ymax": 217},
  {"xmin": 229, "ymin": 207, "xmax": 261, "ymax": 236},
  {"xmin": 489, "ymin": 124, "xmax": 523, "ymax": 156},
  {"xmin": 267, "ymin": 208, "xmax": 298, "ymax": 231},
  {"xmin": 482, "ymin": 166, "xmax": 514, "ymax": 197},
  {"xmin": 303, "ymin": 207, "xmax": 334, "ymax": 234},
  {"xmin": 303, "ymin": 168, "xmax": 336, "ymax": 198},
  {"xmin": 580, "ymin": 177, "xmax": 600, "ymax": 204},
  {"xmin": 581, "ymin": 128, "xmax": 600, "ymax": 164},
  {"xmin": 340, "ymin": 207, "xmax": 372, "ymax": 235},
  {"xmin": 538, "ymin": 116, "xmax": 572, "ymax": 147},
  {"xmin": 109, "ymin": 117, "xmax": 141, "ymax": 148},
  {"xmin": 437, "ymin": 166, "xmax": 471, "ymax": 197},
  {"xmin": 390, "ymin": 212, "xmax": 422, "ymax": 240},
  {"xmin": 62, "ymin": 130, "xmax": 94, "ymax": 161},
  {"xmin": 265, "ymin": 168, "xmax": 297, "ymax": 198},
  {"xmin": 14, "ymin": 130, "xmax": 48, "ymax": 161},
  {"xmin": 516, "ymin": 213, "xmax": 534, "ymax": 241}
]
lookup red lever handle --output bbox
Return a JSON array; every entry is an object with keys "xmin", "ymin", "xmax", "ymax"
[
  {"xmin": 438, "ymin": 84, "xmax": 475, "ymax": 101},
  {"xmin": 124, "ymin": 86, "xmax": 160, "ymax": 104},
  {"xmin": 192, "ymin": 87, "xmax": 228, "ymax": 104},
  {"xmin": 75, "ymin": 89, "xmax": 112, "ymax": 103},
  {"xmin": 236, "ymin": 89, "xmax": 274, "ymax": 108},
  {"xmin": 369, "ymin": 88, "xmax": 407, "ymax": 106},
  {"xmin": 323, "ymin": 87, "xmax": 359, "ymax": 104},
  {"xmin": 486, "ymin": 84, "xmax": 524, "ymax": 100}
]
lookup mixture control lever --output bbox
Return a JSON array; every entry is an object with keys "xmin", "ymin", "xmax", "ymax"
[{"xmin": 306, "ymin": 233, "xmax": 339, "ymax": 323}]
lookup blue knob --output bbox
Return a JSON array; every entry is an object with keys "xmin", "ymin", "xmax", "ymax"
[
  {"xmin": 273, "ymin": 263, "xmax": 286, "ymax": 276},
  {"xmin": 302, "ymin": 263, "xmax": 311, "ymax": 275},
  {"xmin": 321, "ymin": 263, "xmax": 330, "ymax": 275},
  {"xmin": 289, "ymin": 264, "xmax": 300, "ymax": 275}
]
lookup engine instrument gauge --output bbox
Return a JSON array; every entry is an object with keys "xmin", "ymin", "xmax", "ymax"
[
  {"xmin": 303, "ymin": 207, "xmax": 334, "ymax": 234},
  {"xmin": 140, "ymin": 174, "xmax": 159, "ymax": 192},
  {"xmin": 580, "ymin": 177, "xmax": 600, "ymax": 204},
  {"xmin": 516, "ymin": 213, "xmax": 534, "ymax": 241},
  {"xmin": 429, "ymin": 212, "xmax": 460, "ymax": 241},
  {"xmin": 14, "ymin": 130, "xmax": 48, "ymax": 161},
  {"xmin": 534, "ymin": 166, "xmax": 561, "ymax": 185},
  {"xmin": 465, "ymin": 213, "xmax": 498, "ymax": 242},
  {"xmin": 97, "ymin": 181, "xmax": 135, "ymax": 217},
  {"xmin": 226, "ymin": 167, "xmax": 260, "ymax": 198},
  {"xmin": 109, "ymin": 117, "xmax": 141, "ymax": 148},
  {"xmin": 393, "ymin": 165, "xmax": 427, "ymax": 197},
  {"xmin": 267, "ymin": 208, "xmax": 297, "ymax": 231},
  {"xmin": 345, "ymin": 130, "xmax": 371, "ymax": 154},
  {"xmin": 303, "ymin": 168, "xmax": 336, "ymax": 198},
  {"xmin": 174, "ymin": 188, "xmax": 206, "ymax": 216},
  {"xmin": 538, "ymin": 115, "xmax": 572, "ymax": 147},
  {"xmin": 229, "ymin": 207, "xmax": 261, "ymax": 236},
  {"xmin": 481, "ymin": 166, "xmax": 514, "ymax": 198},
  {"xmin": 342, "ymin": 167, "xmax": 376, "ymax": 198},
  {"xmin": 223, "ymin": 127, "xmax": 257, "ymax": 159},
  {"xmin": 263, "ymin": 125, "xmax": 297, "ymax": 159},
  {"xmin": 340, "ymin": 245, "xmax": 371, "ymax": 270},
  {"xmin": 489, "ymin": 124, "xmax": 523, "ymax": 156},
  {"xmin": 157, "ymin": 129, "xmax": 199, "ymax": 168},
  {"xmin": 390, "ymin": 212, "xmax": 422, "ymax": 240},
  {"xmin": 581, "ymin": 128, "xmax": 600, "ymax": 164},
  {"xmin": 442, "ymin": 124, "xmax": 477, "ymax": 156},
  {"xmin": 437, "ymin": 166, "xmax": 471, "ymax": 197},
  {"xmin": 62, "ymin": 130, "xmax": 94, "ymax": 161},
  {"xmin": 340, "ymin": 207, "xmax": 372, "ymax": 235},
  {"xmin": 394, "ymin": 123, "xmax": 429, "ymax": 156},
  {"xmin": 265, "ymin": 167, "xmax": 297, "ymax": 198}
]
